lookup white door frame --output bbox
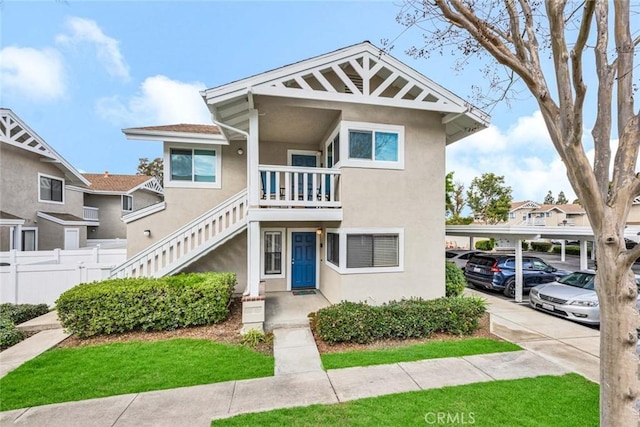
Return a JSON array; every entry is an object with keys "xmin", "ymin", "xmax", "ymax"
[{"xmin": 286, "ymin": 227, "xmax": 320, "ymax": 291}]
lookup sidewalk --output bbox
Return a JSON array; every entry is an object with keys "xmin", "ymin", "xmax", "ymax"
[{"xmin": 0, "ymin": 291, "xmax": 600, "ymax": 426}]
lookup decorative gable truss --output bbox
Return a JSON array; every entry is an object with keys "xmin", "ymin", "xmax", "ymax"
[
  {"xmin": 0, "ymin": 109, "xmax": 56, "ymax": 160},
  {"xmin": 204, "ymin": 43, "xmax": 490, "ymax": 143},
  {"xmin": 134, "ymin": 178, "xmax": 164, "ymax": 195},
  {"xmin": 0, "ymin": 109, "xmax": 89, "ymax": 186}
]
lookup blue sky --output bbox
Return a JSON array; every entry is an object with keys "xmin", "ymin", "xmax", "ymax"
[{"xmin": 1, "ymin": 0, "xmax": 591, "ymax": 202}]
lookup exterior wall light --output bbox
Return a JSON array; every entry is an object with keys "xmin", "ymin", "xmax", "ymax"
[
  {"xmin": 316, "ymin": 228, "xmax": 323, "ymax": 235},
  {"xmin": 237, "ymin": 147, "xmax": 244, "ymax": 155},
  {"xmin": 143, "ymin": 229, "xmax": 151, "ymax": 237}
]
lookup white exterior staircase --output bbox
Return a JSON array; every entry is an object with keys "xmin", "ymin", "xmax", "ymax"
[{"xmin": 110, "ymin": 190, "xmax": 248, "ymax": 278}]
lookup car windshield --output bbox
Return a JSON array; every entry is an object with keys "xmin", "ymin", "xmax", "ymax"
[{"xmin": 557, "ymin": 272, "xmax": 595, "ymax": 290}]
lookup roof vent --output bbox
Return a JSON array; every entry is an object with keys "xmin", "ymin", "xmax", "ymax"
[{"xmin": 104, "ymin": 171, "xmax": 109, "ymax": 178}]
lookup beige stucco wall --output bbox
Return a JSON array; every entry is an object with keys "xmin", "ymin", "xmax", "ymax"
[
  {"xmin": 126, "ymin": 142, "xmax": 247, "ymax": 256},
  {"xmin": 0, "ymin": 144, "xmax": 87, "ymax": 250},
  {"xmin": 182, "ymin": 230, "xmax": 247, "ymax": 293},
  {"xmin": 333, "ymin": 104, "xmax": 446, "ymax": 303},
  {"xmin": 85, "ymin": 190, "xmax": 162, "ymax": 240}
]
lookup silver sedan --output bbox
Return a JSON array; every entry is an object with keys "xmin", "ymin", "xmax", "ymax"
[{"xmin": 529, "ymin": 270, "xmax": 640, "ymax": 326}]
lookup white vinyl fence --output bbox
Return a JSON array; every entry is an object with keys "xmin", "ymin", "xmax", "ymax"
[{"xmin": 0, "ymin": 248, "xmax": 127, "ymax": 306}]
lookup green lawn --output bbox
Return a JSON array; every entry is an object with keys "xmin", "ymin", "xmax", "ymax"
[
  {"xmin": 0, "ymin": 338, "xmax": 274, "ymax": 411},
  {"xmin": 212, "ymin": 374, "xmax": 598, "ymax": 426},
  {"xmin": 321, "ymin": 338, "xmax": 521, "ymax": 370}
]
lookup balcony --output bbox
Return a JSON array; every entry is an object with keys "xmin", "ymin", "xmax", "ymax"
[
  {"xmin": 252, "ymin": 165, "xmax": 342, "ymax": 221},
  {"xmin": 83, "ymin": 206, "xmax": 99, "ymax": 221}
]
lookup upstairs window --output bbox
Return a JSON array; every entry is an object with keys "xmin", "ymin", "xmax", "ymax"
[
  {"xmin": 339, "ymin": 121, "xmax": 404, "ymax": 170},
  {"xmin": 39, "ymin": 174, "xmax": 63, "ymax": 203},
  {"xmin": 122, "ymin": 195, "xmax": 133, "ymax": 211},
  {"xmin": 165, "ymin": 144, "xmax": 221, "ymax": 188}
]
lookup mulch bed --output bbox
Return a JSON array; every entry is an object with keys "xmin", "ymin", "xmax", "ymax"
[{"xmin": 57, "ymin": 300, "xmax": 498, "ymax": 356}]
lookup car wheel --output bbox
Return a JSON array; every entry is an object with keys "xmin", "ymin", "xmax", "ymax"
[{"xmin": 503, "ymin": 279, "xmax": 516, "ymax": 298}]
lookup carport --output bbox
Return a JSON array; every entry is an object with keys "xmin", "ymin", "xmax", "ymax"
[{"xmin": 446, "ymin": 225, "xmax": 597, "ymax": 302}]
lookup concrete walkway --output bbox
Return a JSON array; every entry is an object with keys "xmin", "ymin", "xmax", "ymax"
[
  {"xmin": 0, "ymin": 311, "xmax": 69, "ymax": 379},
  {"xmin": 0, "ymin": 290, "xmax": 601, "ymax": 426}
]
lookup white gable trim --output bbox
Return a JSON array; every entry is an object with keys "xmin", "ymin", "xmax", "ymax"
[
  {"xmin": 203, "ymin": 42, "xmax": 489, "ymax": 144},
  {"xmin": 122, "ymin": 128, "xmax": 228, "ymax": 145},
  {"xmin": 122, "ymin": 202, "xmax": 167, "ymax": 223},
  {"xmin": 1, "ymin": 109, "xmax": 89, "ymax": 186}
]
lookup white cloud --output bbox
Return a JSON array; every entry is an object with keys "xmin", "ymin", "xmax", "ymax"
[
  {"xmin": 56, "ymin": 17, "xmax": 130, "ymax": 81},
  {"xmin": 0, "ymin": 46, "xmax": 66, "ymax": 100},
  {"xmin": 447, "ymin": 110, "xmax": 578, "ymax": 204},
  {"xmin": 96, "ymin": 75, "xmax": 210, "ymax": 125}
]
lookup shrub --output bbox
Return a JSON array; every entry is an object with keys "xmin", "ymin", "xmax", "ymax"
[
  {"xmin": 315, "ymin": 297, "xmax": 486, "ymax": 344},
  {"xmin": 531, "ymin": 242, "xmax": 552, "ymax": 252},
  {"xmin": 522, "ymin": 241, "xmax": 530, "ymax": 251},
  {"xmin": 552, "ymin": 245, "xmax": 592, "ymax": 256},
  {"xmin": 475, "ymin": 238, "xmax": 495, "ymax": 251},
  {"xmin": 0, "ymin": 303, "xmax": 49, "ymax": 325},
  {"xmin": 445, "ymin": 261, "xmax": 466, "ymax": 297},
  {"xmin": 0, "ymin": 317, "xmax": 25, "ymax": 350},
  {"xmin": 240, "ymin": 330, "xmax": 272, "ymax": 348},
  {"xmin": 56, "ymin": 272, "xmax": 236, "ymax": 338}
]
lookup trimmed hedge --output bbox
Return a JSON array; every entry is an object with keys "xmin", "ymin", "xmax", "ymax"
[
  {"xmin": 0, "ymin": 303, "xmax": 49, "ymax": 325},
  {"xmin": 475, "ymin": 239, "xmax": 495, "ymax": 251},
  {"xmin": 552, "ymin": 245, "xmax": 592, "ymax": 256},
  {"xmin": 530, "ymin": 242, "xmax": 552, "ymax": 252},
  {"xmin": 0, "ymin": 317, "xmax": 25, "ymax": 350},
  {"xmin": 315, "ymin": 297, "xmax": 487, "ymax": 344},
  {"xmin": 56, "ymin": 272, "xmax": 236, "ymax": 338},
  {"xmin": 445, "ymin": 261, "xmax": 466, "ymax": 297}
]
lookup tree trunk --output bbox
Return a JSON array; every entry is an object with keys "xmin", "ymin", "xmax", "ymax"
[{"xmin": 595, "ymin": 222, "xmax": 640, "ymax": 425}]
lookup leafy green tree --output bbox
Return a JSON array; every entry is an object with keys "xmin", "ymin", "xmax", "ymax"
[
  {"xmin": 137, "ymin": 157, "xmax": 163, "ymax": 186},
  {"xmin": 556, "ymin": 191, "xmax": 569, "ymax": 205},
  {"xmin": 543, "ymin": 191, "xmax": 555, "ymax": 205},
  {"xmin": 466, "ymin": 173, "xmax": 512, "ymax": 224},
  {"xmin": 445, "ymin": 171, "xmax": 455, "ymax": 217}
]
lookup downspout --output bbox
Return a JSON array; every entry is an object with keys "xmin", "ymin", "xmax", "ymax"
[{"xmin": 207, "ymin": 93, "xmax": 253, "ymax": 295}]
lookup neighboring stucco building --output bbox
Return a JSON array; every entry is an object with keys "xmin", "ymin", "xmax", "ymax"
[
  {"xmin": 0, "ymin": 108, "xmax": 97, "ymax": 251},
  {"xmin": 508, "ymin": 201, "xmax": 589, "ymax": 227},
  {"xmin": 113, "ymin": 42, "xmax": 490, "ymax": 330},
  {"xmin": 81, "ymin": 172, "xmax": 164, "ymax": 240}
]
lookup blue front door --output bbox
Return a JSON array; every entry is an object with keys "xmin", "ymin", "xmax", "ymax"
[{"xmin": 291, "ymin": 232, "xmax": 316, "ymax": 289}]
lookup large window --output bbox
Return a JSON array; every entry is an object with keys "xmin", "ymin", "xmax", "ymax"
[
  {"xmin": 39, "ymin": 174, "xmax": 63, "ymax": 203},
  {"xmin": 325, "ymin": 228, "xmax": 403, "ymax": 274},
  {"xmin": 264, "ymin": 231, "xmax": 282, "ymax": 275},
  {"xmin": 346, "ymin": 234, "xmax": 399, "ymax": 268},
  {"xmin": 338, "ymin": 121, "xmax": 404, "ymax": 169},
  {"xmin": 170, "ymin": 148, "xmax": 216, "ymax": 182},
  {"xmin": 165, "ymin": 144, "xmax": 221, "ymax": 188},
  {"xmin": 122, "ymin": 195, "xmax": 133, "ymax": 211}
]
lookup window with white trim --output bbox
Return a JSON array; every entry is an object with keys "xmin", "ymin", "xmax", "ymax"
[
  {"xmin": 264, "ymin": 231, "xmax": 282, "ymax": 275},
  {"xmin": 164, "ymin": 144, "xmax": 222, "ymax": 188},
  {"xmin": 325, "ymin": 228, "xmax": 404, "ymax": 274},
  {"xmin": 339, "ymin": 121, "xmax": 404, "ymax": 169},
  {"xmin": 122, "ymin": 195, "xmax": 133, "ymax": 211},
  {"xmin": 38, "ymin": 174, "xmax": 64, "ymax": 203},
  {"xmin": 327, "ymin": 232, "xmax": 339, "ymax": 266}
]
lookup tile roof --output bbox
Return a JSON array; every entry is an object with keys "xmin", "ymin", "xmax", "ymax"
[
  {"xmin": 532, "ymin": 204, "xmax": 586, "ymax": 214},
  {"xmin": 124, "ymin": 124, "xmax": 220, "ymax": 134},
  {"xmin": 83, "ymin": 173, "xmax": 154, "ymax": 192}
]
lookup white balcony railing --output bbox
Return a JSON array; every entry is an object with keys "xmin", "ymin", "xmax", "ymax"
[
  {"xmin": 83, "ymin": 206, "xmax": 99, "ymax": 221},
  {"xmin": 258, "ymin": 165, "xmax": 341, "ymax": 208}
]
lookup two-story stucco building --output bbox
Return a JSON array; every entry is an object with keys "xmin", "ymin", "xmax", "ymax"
[{"xmin": 113, "ymin": 42, "xmax": 490, "ymax": 330}]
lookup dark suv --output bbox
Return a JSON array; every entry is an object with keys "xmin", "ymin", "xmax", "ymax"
[{"xmin": 463, "ymin": 254, "xmax": 570, "ymax": 297}]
